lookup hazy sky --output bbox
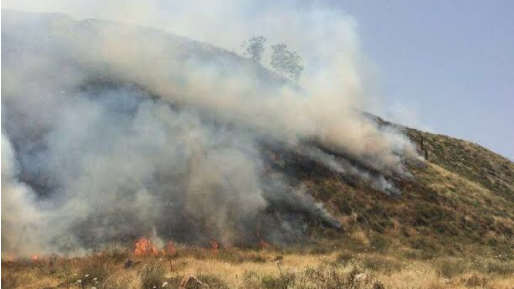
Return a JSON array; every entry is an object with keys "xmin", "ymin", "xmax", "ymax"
[
  {"xmin": 322, "ymin": 0, "xmax": 514, "ymax": 160},
  {"xmin": 2, "ymin": 0, "xmax": 513, "ymax": 159}
]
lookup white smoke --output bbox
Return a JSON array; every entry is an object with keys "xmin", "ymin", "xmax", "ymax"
[
  {"xmin": 2, "ymin": 133, "xmax": 47, "ymax": 255},
  {"xmin": 1, "ymin": 2, "xmax": 418, "ymax": 257}
]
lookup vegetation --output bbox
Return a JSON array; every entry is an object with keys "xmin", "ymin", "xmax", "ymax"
[
  {"xmin": 242, "ymin": 36, "xmax": 267, "ymax": 63},
  {"xmin": 2, "ymin": 248, "xmax": 513, "ymax": 288},
  {"xmin": 140, "ymin": 262, "xmax": 165, "ymax": 289},
  {"xmin": 270, "ymin": 43, "xmax": 304, "ymax": 81},
  {"xmin": 241, "ymin": 36, "xmax": 304, "ymax": 81},
  {"xmin": 2, "ymin": 123, "xmax": 513, "ymax": 288},
  {"xmin": 261, "ymin": 123, "xmax": 513, "ymax": 259}
]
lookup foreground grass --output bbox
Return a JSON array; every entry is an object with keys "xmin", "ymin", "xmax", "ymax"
[{"xmin": 2, "ymin": 246, "xmax": 513, "ymax": 289}]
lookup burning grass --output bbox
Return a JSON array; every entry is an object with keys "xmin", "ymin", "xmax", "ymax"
[{"xmin": 2, "ymin": 126, "xmax": 513, "ymax": 289}]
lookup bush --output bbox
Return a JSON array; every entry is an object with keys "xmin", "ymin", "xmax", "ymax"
[
  {"xmin": 369, "ymin": 235, "xmax": 389, "ymax": 252},
  {"xmin": 294, "ymin": 264, "xmax": 384, "ymax": 289},
  {"xmin": 337, "ymin": 252, "xmax": 353, "ymax": 264},
  {"xmin": 140, "ymin": 263, "xmax": 165, "ymax": 289},
  {"xmin": 1, "ymin": 272, "xmax": 22, "ymax": 289},
  {"xmin": 261, "ymin": 273, "xmax": 295, "ymax": 289},
  {"xmin": 196, "ymin": 275, "xmax": 230, "ymax": 289},
  {"xmin": 252, "ymin": 264, "xmax": 384, "ymax": 289},
  {"xmin": 434, "ymin": 259, "xmax": 466, "ymax": 278},
  {"xmin": 217, "ymin": 249, "xmax": 266, "ymax": 264},
  {"xmin": 99, "ymin": 278, "xmax": 130, "ymax": 289},
  {"xmin": 463, "ymin": 274, "xmax": 487, "ymax": 287},
  {"xmin": 102, "ymin": 248, "xmax": 130, "ymax": 264},
  {"xmin": 360, "ymin": 256, "xmax": 403, "ymax": 274},
  {"xmin": 79, "ymin": 260, "xmax": 109, "ymax": 287},
  {"xmin": 243, "ymin": 271, "xmax": 263, "ymax": 289},
  {"xmin": 473, "ymin": 260, "xmax": 514, "ymax": 276}
]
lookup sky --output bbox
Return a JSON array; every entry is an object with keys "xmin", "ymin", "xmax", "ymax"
[
  {"xmin": 2, "ymin": 0, "xmax": 513, "ymax": 159},
  {"xmin": 323, "ymin": 0, "xmax": 514, "ymax": 160}
]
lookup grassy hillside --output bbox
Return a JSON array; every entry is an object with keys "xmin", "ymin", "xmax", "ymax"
[
  {"xmin": 4, "ymin": 127, "xmax": 512, "ymax": 289},
  {"xmin": 408, "ymin": 129, "xmax": 513, "ymax": 202},
  {"xmin": 290, "ymin": 126, "xmax": 514, "ymax": 257},
  {"xmin": 3, "ymin": 10, "xmax": 513, "ymax": 288}
]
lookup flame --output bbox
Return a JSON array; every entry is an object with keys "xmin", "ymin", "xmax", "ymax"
[
  {"xmin": 134, "ymin": 238, "xmax": 158, "ymax": 256},
  {"xmin": 256, "ymin": 221, "xmax": 270, "ymax": 249},
  {"xmin": 31, "ymin": 254, "xmax": 39, "ymax": 262},
  {"xmin": 259, "ymin": 240, "xmax": 270, "ymax": 249},
  {"xmin": 210, "ymin": 240, "xmax": 219, "ymax": 253},
  {"xmin": 165, "ymin": 241, "xmax": 176, "ymax": 256},
  {"xmin": 4, "ymin": 254, "xmax": 17, "ymax": 262}
]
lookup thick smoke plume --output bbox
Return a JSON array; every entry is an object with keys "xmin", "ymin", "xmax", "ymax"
[{"xmin": 2, "ymin": 2, "xmax": 417, "ymax": 257}]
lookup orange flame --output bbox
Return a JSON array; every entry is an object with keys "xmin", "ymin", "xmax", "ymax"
[
  {"xmin": 134, "ymin": 238, "xmax": 158, "ymax": 256},
  {"xmin": 31, "ymin": 254, "xmax": 39, "ymax": 262},
  {"xmin": 165, "ymin": 241, "xmax": 176, "ymax": 256},
  {"xmin": 210, "ymin": 240, "xmax": 219, "ymax": 253},
  {"xmin": 259, "ymin": 240, "xmax": 270, "ymax": 249}
]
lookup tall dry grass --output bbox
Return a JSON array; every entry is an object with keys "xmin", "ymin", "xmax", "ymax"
[{"xmin": 2, "ymin": 246, "xmax": 513, "ymax": 289}]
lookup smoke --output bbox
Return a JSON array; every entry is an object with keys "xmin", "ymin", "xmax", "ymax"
[
  {"xmin": 2, "ymin": 133, "xmax": 48, "ymax": 255},
  {"xmin": 2, "ymin": 2, "xmax": 418, "ymax": 257}
]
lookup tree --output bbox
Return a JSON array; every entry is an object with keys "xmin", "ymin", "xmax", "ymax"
[
  {"xmin": 242, "ymin": 36, "xmax": 267, "ymax": 63},
  {"xmin": 270, "ymin": 44, "xmax": 303, "ymax": 81}
]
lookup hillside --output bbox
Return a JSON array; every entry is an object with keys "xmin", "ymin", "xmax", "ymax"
[
  {"xmin": 2, "ymin": 10, "xmax": 513, "ymax": 289},
  {"xmin": 305, "ymin": 127, "xmax": 513, "ymax": 253},
  {"xmin": 257, "ymin": 119, "xmax": 514, "ymax": 257},
  {"xmin": 2, "ymin": 129, "xmax": 513, "ymax": 288}
]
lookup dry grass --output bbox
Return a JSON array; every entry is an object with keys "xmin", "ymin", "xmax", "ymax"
[
  {"xmin": 3, "ymin": 125, "xmax": 513, "ymax": 288},
  {"xmin": 2, "ymin": 247, "xmax": 513, "ymax": 289}
]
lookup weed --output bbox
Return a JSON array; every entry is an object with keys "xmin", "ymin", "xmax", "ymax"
[
  {"xmin": 473, "ymin": 259, "xmax": 514, "ymax": 276},
  {"xmin": 434, "ymin": 259, "xmax": 466, "ymax": 279},
  {"xmin": 79, "ymin": 259, "xmax": 109, "ymax": 287},
  {"xmin": 196, "ymin": 275, "xmax": 230, "ymax": 289},
  {"xmin": 261, "ymin": 272, "xmax": 295, "ymax": 289},
  {"xmin": 360, "ymin": 256, "xmax": 403, "ymax": 274},
  {"xmin": 98, "ymin": 278, "xmax": 130, "ymax": 289},
  {"xmin": 336, "ymin": 252, "xmax": 353, "ymax": 264},
  {"xmin": 140, "ymin": 262, "xmax": 165, "ymax": 289},
  {"xmin": 462, "ymin": 274, "xmax": 487, "ymax": 287},
  {"xmin": 1, "ymin": 272, "xmax": 22, "ymax": 289}
]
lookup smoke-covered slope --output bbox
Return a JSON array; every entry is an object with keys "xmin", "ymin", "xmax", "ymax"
[
  {"xmin": 301, "ymin": 124, "xmax": 514, "ymax": 256},
  {"xmin": 2, "ymin": 10, "xmax": 512, "ymax": 258}
]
